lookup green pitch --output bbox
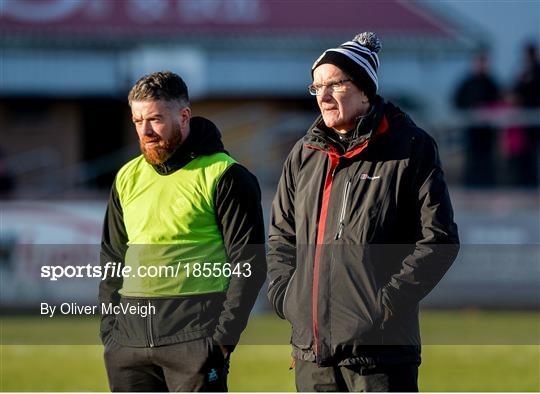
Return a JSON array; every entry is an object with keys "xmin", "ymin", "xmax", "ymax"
[{"xmin": 1, "ymin": 311, "xmax": 539, "ymax": 391}]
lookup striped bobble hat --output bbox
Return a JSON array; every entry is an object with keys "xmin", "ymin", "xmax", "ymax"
[{"xmin": 312, "ymin": 32, "xmax": 382, "ymax": 101}]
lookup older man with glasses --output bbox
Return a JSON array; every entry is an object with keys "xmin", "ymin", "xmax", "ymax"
[{"xmin": 267, "ymin": 32, "xmax": 460, "ymax": 392}]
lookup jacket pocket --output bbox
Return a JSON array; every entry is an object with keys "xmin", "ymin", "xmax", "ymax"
[
  {"xmin": 329, "ymin": 246, "xmax": 384, "ymax": 346},
  {"xmin": 103, "ymin": 332, "xmax": 118, "ymax": 352},
  {"xmin": 281, "ymin": 269, "xmax": 297, "ymax": 321}
]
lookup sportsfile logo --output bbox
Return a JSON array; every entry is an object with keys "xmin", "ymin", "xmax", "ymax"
[{"xmin": 360, "ymin": 173, "xmax": 380, "ymax": 180}]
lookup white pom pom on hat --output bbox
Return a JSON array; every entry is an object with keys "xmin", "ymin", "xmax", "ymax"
[{"xmin": 353, "ymin": 32, "xmax": 382, "ymax": 53}]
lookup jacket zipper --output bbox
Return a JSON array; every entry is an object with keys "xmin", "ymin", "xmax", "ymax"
[
  {"xmin": 335, "ymin": 179, "xmax": 351, "ymax": 240},
  {"xmin": 312, "ymin": 154, "xmax": 340, "ymax": 362},
  {"xmin": 306, "ymin": 119, "xmax": 385, "ymax": 364},
  {"xmin": 147, "ymin": 300, "xmax": 154, "ymax": 348}
]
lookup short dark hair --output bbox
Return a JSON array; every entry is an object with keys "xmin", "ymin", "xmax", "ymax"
[{"xmin": 128, "ymin": 71, "xmax": 190, "ymax": 107}]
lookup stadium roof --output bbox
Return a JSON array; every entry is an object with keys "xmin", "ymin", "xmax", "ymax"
[
  {"xmin": 1, "ymin": 0, "xmax": 483, "ymax": 50},
  {"xmin": 0, "ymin": 0, "xmax": 485, "ymax": 98}
]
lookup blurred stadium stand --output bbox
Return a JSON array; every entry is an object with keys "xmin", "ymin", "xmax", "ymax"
[{"xmin": 0, "ymin": 0, "xmax": 538, "ymax": 310}]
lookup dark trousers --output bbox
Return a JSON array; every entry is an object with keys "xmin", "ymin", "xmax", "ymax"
[
  {"xmin": 295, "ymin": 359, "xmax": 419, "ymax": 392},
  {"xmin": 104, "ymin": 337, "xmax": 228, "ymax": 392}
]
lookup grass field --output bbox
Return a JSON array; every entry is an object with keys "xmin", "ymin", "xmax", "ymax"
[{"xmin": 1, "ymin": 311, "xmax": 539, "ymax": 391}]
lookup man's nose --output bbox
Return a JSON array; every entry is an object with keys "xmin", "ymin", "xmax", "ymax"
[
  {"xmin": 320, "ymin": 86, "xmax": 333, "ymax": 101},
  {"xmin": 141, "ymin": 120, "xmax": 154, "ymax": 136}
]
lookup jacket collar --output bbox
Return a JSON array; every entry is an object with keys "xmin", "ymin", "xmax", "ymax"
[
  {"xmin": 152, "ymin": 116, "xmax": 227, "ymax": 175},
  {"xmin": 304, "ymin": 96, "xmax": 386, "ymax": 155}
]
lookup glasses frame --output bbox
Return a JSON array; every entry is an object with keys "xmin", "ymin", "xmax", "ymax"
[{"xmin": 308, "ymin": 78, "xmax": 352, "ymax": 96}]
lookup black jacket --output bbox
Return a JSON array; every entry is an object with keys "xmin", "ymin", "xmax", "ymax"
[
  {"xmin": 99, "ymin": 116, "xmax": 266, "ymax": 349},
  {"xmin": 267, "ymin": 98, "xmax": 459, "ymax": 366}
]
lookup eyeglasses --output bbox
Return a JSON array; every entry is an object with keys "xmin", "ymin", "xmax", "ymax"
[{"xmin": 308, "ymin": 79, "xmax": 352, "ymax": 96}]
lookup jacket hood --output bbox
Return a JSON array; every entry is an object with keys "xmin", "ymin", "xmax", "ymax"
[
  {"xmin": 152, "ymin": 116, "xmax": 227, "ymax": 175},
  {"xmin": 383, "ymin": 101, "xmax": 416, "ymax": 131}
]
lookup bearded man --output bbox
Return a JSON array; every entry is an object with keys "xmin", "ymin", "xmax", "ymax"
[{"xmin": 99, "ymin": 71, "xmax": 265, "ymax": 392}]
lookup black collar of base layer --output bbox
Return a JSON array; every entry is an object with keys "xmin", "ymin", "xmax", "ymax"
[{"xmin": 151, "ymin": 116, "xmax": 228, "ymax": 176}]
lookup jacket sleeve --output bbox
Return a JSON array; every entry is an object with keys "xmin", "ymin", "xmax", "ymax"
[
  {"xmin": 212, "ymin": 163, "xmax": 266, "ymax": 348},
  {"xmin": 267, "ymin": 148, "xmax": 298, "ymax": 319},
  {"xmin": 98, "ymin": 180, "xmax": 127, "ymax": 344},
  {"xmin": 382, "ymin": 133, "xmax": 460, "ymax": 317}
]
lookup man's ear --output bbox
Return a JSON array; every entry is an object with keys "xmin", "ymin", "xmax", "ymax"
[{"xmin": 180, "ymin": 106, "xmax": 192, "ymax": 128}]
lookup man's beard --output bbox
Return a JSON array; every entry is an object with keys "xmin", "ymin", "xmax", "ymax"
[{"xmin": 139, "ymin": 124, "xmax": 182, "ymax": 165}]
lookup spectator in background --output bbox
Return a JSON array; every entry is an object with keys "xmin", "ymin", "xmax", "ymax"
[
  {"xmin": 497, "ymin": 92, "xmax": 530, "ymax": 186},
  {"xmin": 510, "ymin": 42, "xmax": 540, "ymax": 186},
  {"xmin": 453, "ymin": 51, "xmax": 500, "ymax": 187},
  {"xmin": 514, "ymin": 43, "xmax": 540, "ymax": 108}
]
